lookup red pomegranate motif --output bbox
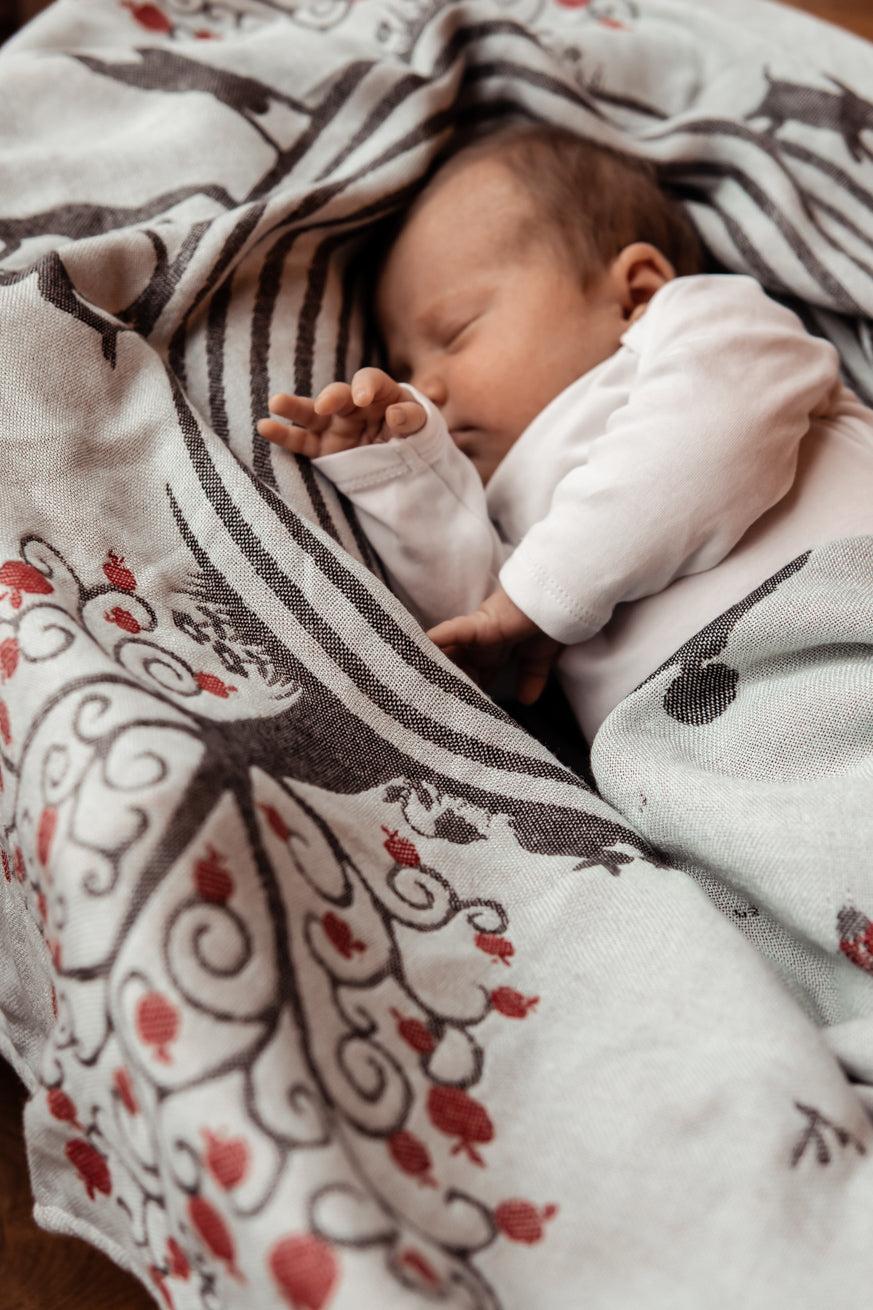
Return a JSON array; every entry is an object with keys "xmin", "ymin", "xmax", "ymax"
[
  {"xmin": 0, "ymin": 699, "xmax": 11, "ymax": 745},
  {"xmin": 426, "ymin": 1086, "xmax": 494, "ymax": 1166},
  {"xmin": 193, "ymin": 846, "xmax": 234, "ymax": 903},
  {"xmin": 188, "ymin": 1195, "xmax": 245, "ymax": 1282},
  {"xmin": 135, "ymin": 991, "xmax": 179, "ymax": 1063},
  {"xmin": 397, "ymin": 1247, "xmax": 441, "ymax": 1287},
  {"xmin": 840, "ymin": 917, "xmax": 873, "ymax": 973},
  {"xmin": 36, "ymin": 805, "xmax": 57, "ymax": 867},
  {"xmin": 104, "ymin": 605, "xmax": 141, "ymax": 634},
  {"xmin": 166, "ymin": 1236, "xmax": 191, "ymax": 1280},
  {"xmin": 387, "ymin": 1130, "xmax": 438, "ymax": 1187},
  {"xmin": 494, "ymin": 1199, "xmax": 558, "ymax": 1244},
  {"xmin": 381, "ymin": 827, "xmax": 420, "ymax": 868},
  {"xmin": 47, "ymin": 1087, "xmax": 81, "ymax": 1129},
  {"xmin": 269, "ymin": 1233, "xmax": 339, "ymax": 1310},
  {"xmin": 260, "ymin": 803, "xmax": 291, "ymax": 841},
  {"xmin": 113, "ymin": 1066, "xmax": 139, "ymax": 1116},
  {"xmin": 490, "ymin": 987, "xmax": 539, "ymax": 1019},
  {"xmin": 474, "ymin": 932, "xmax": 514, "ymax": 966},
  {"xmin": 202, "ymin": 1129, "xmax": 250, "ymax": 1191},
  {"xmin": 123, "ymin": 0, "xmax": 173, "ymax": 31},
  {"xmin": 0, "ymin": 637, "xmax": 19, "ymax": 682},
  {"xmin": 0, "ymin": 560, "xmax": 53, "ymax": 609},
  {"xmin": 149, "ymin": 1266, "xmax": 175, "ymax": 1310},
  {"xmin": 322, "ymin": 911, "xmax": 366, "ymax": 960},
  {"xmin": 102, "ymin": 551, "xmax": 137, "ymax": 591},
  {"xmin": 197, "ymin": 671, "xmax": 237, "ymax": 698},
  {"xmin": 65, "ymin": 1138, "xmax": 111, "ymax": 1200},
  {"xmin": 390, "ymin": 1008, "xmax": 436, "ymax": 1055}
]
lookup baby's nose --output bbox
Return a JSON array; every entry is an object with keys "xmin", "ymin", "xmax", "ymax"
[{"xmin": 411, "ymin": 368, "xmax": 447, "ymax": 408}]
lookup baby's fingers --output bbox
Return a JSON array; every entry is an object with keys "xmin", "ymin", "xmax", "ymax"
[
  {"xmin": 385, "ymin": 401, "xmax": 426, "ymax": 436},
  {"xmin": 350, "ymin": 367, "xmax": 405, "ymax": 409},
  {"xmin": 257, "ymin": 416, "xmax": 323, "ymax": 459},
  {"xmin": 264, "ymin": 392, "xmax": 323, "ymax": 430},
  {"xmin": 313, "ymin": 382, "xmax": 356, "ymax": 418}
]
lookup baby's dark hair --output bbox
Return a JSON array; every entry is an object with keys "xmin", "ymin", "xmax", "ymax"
[{"xmin": 419, "ymin": 120, "xmax": 704, "ymax": 285}]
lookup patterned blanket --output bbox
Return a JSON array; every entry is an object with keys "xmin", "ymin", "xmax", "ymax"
[{"xmin": 2, "ymin": 0, "xmax": 873, "ymax": 1306}]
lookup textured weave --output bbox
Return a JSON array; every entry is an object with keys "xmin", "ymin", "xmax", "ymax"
[{"xmin": 2, "ymin": 1, "xmax": 873, "ymax": 1306}]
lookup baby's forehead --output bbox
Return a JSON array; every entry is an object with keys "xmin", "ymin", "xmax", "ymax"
[{"xmin": 394, "ymin": 152, "xmax": 542, "ymax": 260}]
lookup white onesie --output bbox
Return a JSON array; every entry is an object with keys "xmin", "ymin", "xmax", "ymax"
[{"xmin": 314, "ymin": 275, "xmax": 873, "ymax": 739}]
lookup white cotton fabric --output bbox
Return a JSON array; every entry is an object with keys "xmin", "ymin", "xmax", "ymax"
[
  {"xmin": 315, "ymin": 274, "xmax": 873, "ymax": 737},
  {"xmin": 5, "ymin": 1, "xmax": 873, "ymax": 1307}
]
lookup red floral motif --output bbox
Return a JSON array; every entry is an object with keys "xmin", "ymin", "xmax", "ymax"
[
  {"xmin": 1, "ymin": 850, "xmax": 9, "ymax": 882},
  {"xmin": 0, "ymin": 637, "xmax": 19, "ymax": 682},
  {"xmin": 490, "ymin": 987, "xmax": 539, "ymax": 1019},
  {"xmin": 102, "ymin": 551, "xmax": 137, "ymax": 591},
  {"xmin": 188, "ymin": 1195, "xmax": 245, "ymax": 1282},
  {"xmin": 0, "ymin": 560, "xmax": 53, "ymax": 609},
  {"xmin": 387, "ymin": 1130, "xmax": 438, "ymax": 1187},
  {"xmin": 381, "ymin": 826, "xmax": 420, "ymax": 868},
  {"xmin": 197, "ymin": 671, "xmax": 237, "ymax": 698},
  {"xmin": 202, "ymin": 1129, "xmax": 250, "ymax": 1190},
  {"xmin": 269, "ymin": 1233, "xmax": 339, "ymax": 1310},
  {"xmin": 0, "ymin": 699, "xmax": 11, "ymax": 745},
  {"xmin": 193, "ymin": 846, "xmax": 234, "ymax": 903},
  {"xmin": 36, "ymin": 805, "xmax": 57, "ymax": 867},
  {"xmin": 390, "ymin": 1007, "xmax": 436, "ymax": 1054},
  {"xmin": 65, "ymin": 1138, "xmax": 111, "ymax": 1200},
  {"xmin": 47, "ymin": 1087, "xmax": 81, "ymax": 1129},
  {"xmin": 122, "ymin": 0, "xmax": 172, "ymax": 30},
  {"xmin": 260, "ymin": 803, "xmax": 291, "ymax": 841},
  {"xmin": 13, "ymin": 846, "xmax": 26, "ymax": 883},
  {"xmin": 475, "ymin": 932, "xmax": 515, "ymax": 966},
  {"xmin": 166, "ymin": 1237, "xmax": 191, "ymax": 1280},
  {"xmin": 322, "ymin": 911, "xmax": 366, "ymax": 959},
  {"xmin": 36, "ymin": 890, "xmax": 48, "ymax": 923},
  {"xmin": 397, "ymin": 1247, "xmax": 441, "ymax": 1288},
  {"xmin": 136, "ymin": 991, "xmax": 180, "ymax": 1063},
  {"xmin": 838, "ymin": 907, "xmax": 873, "ymax": 973},
  {"xmin": 113, "ymin": 1066, "xmax": 139, "ymax": 1116},
  {"xmin": 840, "ymin": 924, "xmax": 873, "ymax": 973},
  {"xmin": 104, "ymin": 605, "xmax": 141, "ymax": 634},
  {"xmin": 494, "ymin": 1199, "xmax": 557, "ymax": 1244},
  {"xmin": 149, "ymin": 1266, "xmax": 175, "ymax": 1309},
  {"xmin": 427, "ymin": 1087, "xmax": 494, "ymax": 1166}
]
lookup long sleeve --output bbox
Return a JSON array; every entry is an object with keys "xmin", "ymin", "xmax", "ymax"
[
  {"xmin": 498, "ymin": 275, "xmax": 842, "ymax": 645},
  {"xmin": 312, "ymin": 395, "xmax": 508, "ymax": 629}
]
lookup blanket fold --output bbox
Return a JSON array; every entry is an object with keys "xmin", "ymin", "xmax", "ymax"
[{"xmin": 3, "ymin": 1, "xmax": 873, "ymax": 1306}]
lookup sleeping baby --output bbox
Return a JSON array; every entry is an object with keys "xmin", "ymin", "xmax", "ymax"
[{"xmin": 258, "ymin": 123, "xmax": 873, "ymax": 740}]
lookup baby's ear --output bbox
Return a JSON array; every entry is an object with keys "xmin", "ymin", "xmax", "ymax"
[{"xmin": 611, "ymin": 243, "xmax": 676, "ymax": 317}]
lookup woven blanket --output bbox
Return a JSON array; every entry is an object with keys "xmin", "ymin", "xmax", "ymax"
[{"xmin": 2, "ymin": 1, "xmax": 873, "ymax": 1306}]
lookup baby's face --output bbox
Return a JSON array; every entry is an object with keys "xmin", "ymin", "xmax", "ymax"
[{"xmin": 376, "ymin": 155, "xmax": 629, "ymax": 484}]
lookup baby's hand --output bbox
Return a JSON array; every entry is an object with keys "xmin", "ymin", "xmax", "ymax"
[
  {"xmin": 257, "ymin": 367, "xmax": 426, "ymax": 458},
  {"xmin": 428, "ymin": 588, "xmax": 563, "ymax": 706}
]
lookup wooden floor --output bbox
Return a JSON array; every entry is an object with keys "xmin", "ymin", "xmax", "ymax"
[
  {"xmin": 1, "ymin": 0, "xmax": 871, "ymax": 1306},
  {"xmin": 780, "ymin": 0, "xmax": 873, "ymax": 40},
  {"xmin": 0, "ymin": 1059, "xmax": 154, "ymax": 1310}
]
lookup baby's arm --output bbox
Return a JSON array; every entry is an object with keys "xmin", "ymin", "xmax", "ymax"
[
  {"xmin": 428, "ymin": 588, "xmax": 563, "ymax": 706},
  {"xmin": 257, "ymin": 367, "xmax": 426, "ymax": 457}
]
